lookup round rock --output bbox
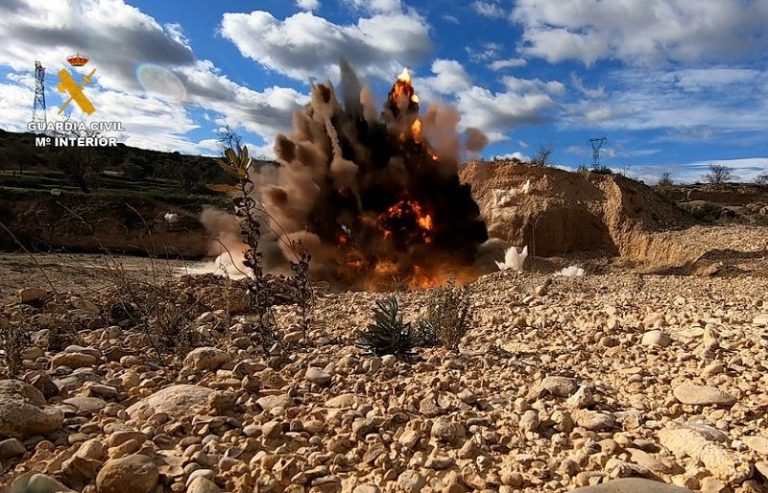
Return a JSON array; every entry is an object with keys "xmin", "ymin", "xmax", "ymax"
[
  {"xmin": 96, "ymin": 454, "xmax": 159, "ymax": 493},
  {"xmin": 572, "ymin": 478, "xmax": 692, "ymax": 492},
  {"xmin": 0, "ymin": 380, "xmax": 64, "ymax": 439},
  {"xmin": 182, "ymin": 347, "xmax": 230, "ymax": 372},
  {"xmin": 641, "ymin": 330, "xmax": 671, "ymax": 347},
  {"xmin": 305, "ymin": 367, "xmax": 331, "ymax": 386},
  {"xmin": 187, "ymin": 477, "xmax": 221, "ymax": 493},
  {"xmin": 531, "ymin": 376, "xmax": 578, "ymax": 398},
  {"xmin": 126, "ymin": 385, "xmax": 215, "ymax": 421},
  {"xmin": 673, "ymin": 383, "xmax": 736, "ymax": 406}
]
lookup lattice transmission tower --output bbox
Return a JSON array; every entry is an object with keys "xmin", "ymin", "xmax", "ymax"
[
  {"xmin": 32, "ymin": 61, "xmax": 47, "ymax": 130},
  {"xmin": 589, "ymin": 137, "xmax": 607, "ymax": 168}
]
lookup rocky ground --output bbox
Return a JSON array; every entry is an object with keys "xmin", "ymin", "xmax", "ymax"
[{"xmin": 2, "ymin": 255, "xmax": 768, "ymax": 493}]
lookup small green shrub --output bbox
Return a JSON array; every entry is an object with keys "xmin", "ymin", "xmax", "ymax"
[
  {"xmin": 357, "ymin": 296, "xmax": 416, "ymax": 358},
  {"xmin": 591, "ymin": 165, "xmax": 613, "ymax": 174}
]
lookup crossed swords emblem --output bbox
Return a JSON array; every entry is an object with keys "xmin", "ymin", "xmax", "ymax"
[{"xmin": 57, "ymin": 68, "xmax": 96, "ymax": 115}]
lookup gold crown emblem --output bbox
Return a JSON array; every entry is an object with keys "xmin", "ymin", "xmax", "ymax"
[{"xmin": 67, "ymin": 53, "xmax": 89, "ymax": 67}]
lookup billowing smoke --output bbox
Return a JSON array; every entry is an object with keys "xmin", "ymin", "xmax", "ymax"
[{"xmin": 209, "ymin": 62, "xmax": 489, "ymax": 290}]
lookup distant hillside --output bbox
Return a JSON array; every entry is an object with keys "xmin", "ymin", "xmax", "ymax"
[
  {"xmin": 655, "ymin": 182, "xmax": 768, "ymax": 225},
  {"xmin": 0, "ymin": 129, "xmax": 275, "ymax": 256},
  {"xmin": 0, "ymin": 129, "xmax": 275, "ymax": 196}
]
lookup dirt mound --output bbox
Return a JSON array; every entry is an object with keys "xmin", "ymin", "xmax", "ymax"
[{"xmin": 459, "ymin": 162, "xmax": 694, "ymax": 257}]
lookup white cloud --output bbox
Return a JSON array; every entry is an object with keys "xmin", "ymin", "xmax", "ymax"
[
  {"xmin": 590, "ymin": 68, "xmax": 768, "ymax": 131},
  {"xmin": 244, "ymin": 140, "xmax": 278, "ymax": 160},
  {"xmin": 177, "ymin": 60, "xmax": 307, "ymax": 137},
  {"xmin": 219, "ymin": 10, "xmax": 432, "ymax": 81},
  {"xmin": 0, "ymin": 76, "xmax": 40, "ymax": 133},
  {"xmin": 472, "ymin": 1, "xmax": 506, "ymax": 18},
  {"xmin": 493, "ymin": 152, "xmax": 531, "ymax": 161},
  {"xmin": 503, "ymin": 76, "xmax": 565, "ymax": 96},
  {"xmin": 343, "ymin": 0, "xmax": 402, "ymax": 13},
  {"xmin": 0, "ymin": 0, "xmax": 305, "ymax": 153},
  {"xmin": 660, "ymin": 126, "xmax": 714, "ymax": 142},
  {"xmin": 296, "ymin": 0, "xmax": 320, "ymax": 10},
  {"xmin": 571, "ymin": 74, "xmax": 605, "ymax": 99},
  {"xmin": 417, "ymin": 59, "xmax": 471, "ymax": 96},
  {"xmin": 671, "ymin": 68, "xmax": 762, "ymax": 92},
  {"xmin": 456, "ymin": 77, "xmax": 562, "ymax": 142},
  {"xmin": 409, "ymin": 61, "xmax": 565, "ymax": 144},
  {"xmin": 466, "ymin": 42, "xmax": 502, "ymax": 62},
  {"xmin": 511, "ymin": 0, "xmax": 768, "ymax": 66},
  {"xmin": 489, "ymin": 58, "xmax": 527, "ymax": 70},
  {"xmin": 582, "ymin": 104, "xmax": 629, "ymax": 124}
]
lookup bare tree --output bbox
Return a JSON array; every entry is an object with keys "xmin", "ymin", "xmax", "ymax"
[
  {"xmin": 531, "ymin": 143, "xmax": 554, "ymax": 166},
  {"xmin": 703, "ymin": 164, "xmax": 734, "ymax": 184},
  {"xmin": 756, "ymin": 171, "xmax": 768, "ymax": 186},
  {"xmin": 217, "ymin": 125, "xmax": 243, "ymax": 151},
  {"xmin": 657, "ymin": 172, "xmax": 674, "ymax": 187}
]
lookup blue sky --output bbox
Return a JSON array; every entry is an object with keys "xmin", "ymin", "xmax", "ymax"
[{"xmin": 1, "ymin": 0, "xmax": 767, "ymax": 183}]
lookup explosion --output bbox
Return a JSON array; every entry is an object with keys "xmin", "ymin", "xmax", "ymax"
[{"xmin": 255, "ymin": 61, "xmax": 489, "ymax": 290}]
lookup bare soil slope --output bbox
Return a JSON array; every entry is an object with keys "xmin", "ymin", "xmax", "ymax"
[
  {"xmin": 460, "ymin": 162, "xmax": 693, "ymax": 256},
  {"xmin": 460, "ymin": 162, "xmax": 768, "ymax": 275}
]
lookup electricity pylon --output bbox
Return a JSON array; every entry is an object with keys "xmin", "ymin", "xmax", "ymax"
[
  {"xmin": 32, "ymin": 61, "xmax": 47, "ymax": 130},
  {"xmin": 589, "ymin": 137, "xmax": 607, "ymax": 168}
]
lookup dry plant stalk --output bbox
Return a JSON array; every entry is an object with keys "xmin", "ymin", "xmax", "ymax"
[
  {"xmin": 420, "ymin": 280, "xmax": 472, "ymax": 351},
  {"xmin": 208, "ymin": 144, "xmax": 314, "ymax": 351},
  {"xmin": 0, "ymin": 310, "xmax": 31, "ymax": 377},
  {"xmin": 151, "ymin": 301, "xmax": 199, "ymax": 355}
]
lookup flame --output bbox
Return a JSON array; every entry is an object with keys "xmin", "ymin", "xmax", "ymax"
[
  {"xmin": 347, "ymin": 259, "xmax": 364, "ymax": 270},
  {"xmin": 408, "ymin": 265, "xmax": 455, "ymax": 290},
  {"xmin": 389, "ymin": 68, "xmax": 419, "ymax": 113},
  {"xmin": 411, "ymin": 119, "xmax": 422, "ymax": 143},
  {"xmin": 374, "ymin": 260, "xmax": 399, "ymax": 276},
  {"xmin": 377, "ymin": 198, "xmax": 434, "ymax": 247},
  {"xmin": 417, "ymin": 211, "xmax": 433, "ymax": 231},
  {"xmin": 409, "ymin": 266, "xmax": 434, "ymax": 289}
]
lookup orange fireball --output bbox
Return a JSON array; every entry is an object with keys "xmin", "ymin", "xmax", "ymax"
[{"xmin": 411, "ymin": 119, "xmax": 422, "ymax": 143}]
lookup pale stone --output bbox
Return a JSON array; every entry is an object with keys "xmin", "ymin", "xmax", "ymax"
[
  {"xmin": 642, "ymin": 330, "xmax": 671, "ymax": 347},
  {"xmin": 126, "ymin": 385, "xmax": 215, "ymax": 421},
  {"xmin": 96, "ymin": 454, "xmax": 159, "ymax": 493},
  {"xmin": 0, "ymin": 380, "xmax": 63, "ymax": 439},
  {"xmin": 182, "ymin": 347, "xmax": 230, "ymax": 372},
  {"xmin": 305, "ymin": 367, "xmax": 331, "ymax": 386},
  {"xmin": 658, "ymin": 427, "xmax": 752, "ymax": 482},
  {"xmin": 673, "ymin": 383, "xmax": 736, "ymax": 406},
  {"xmin": 572, "ymin": 478, "xmax": 692, "ymax": 492}
]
